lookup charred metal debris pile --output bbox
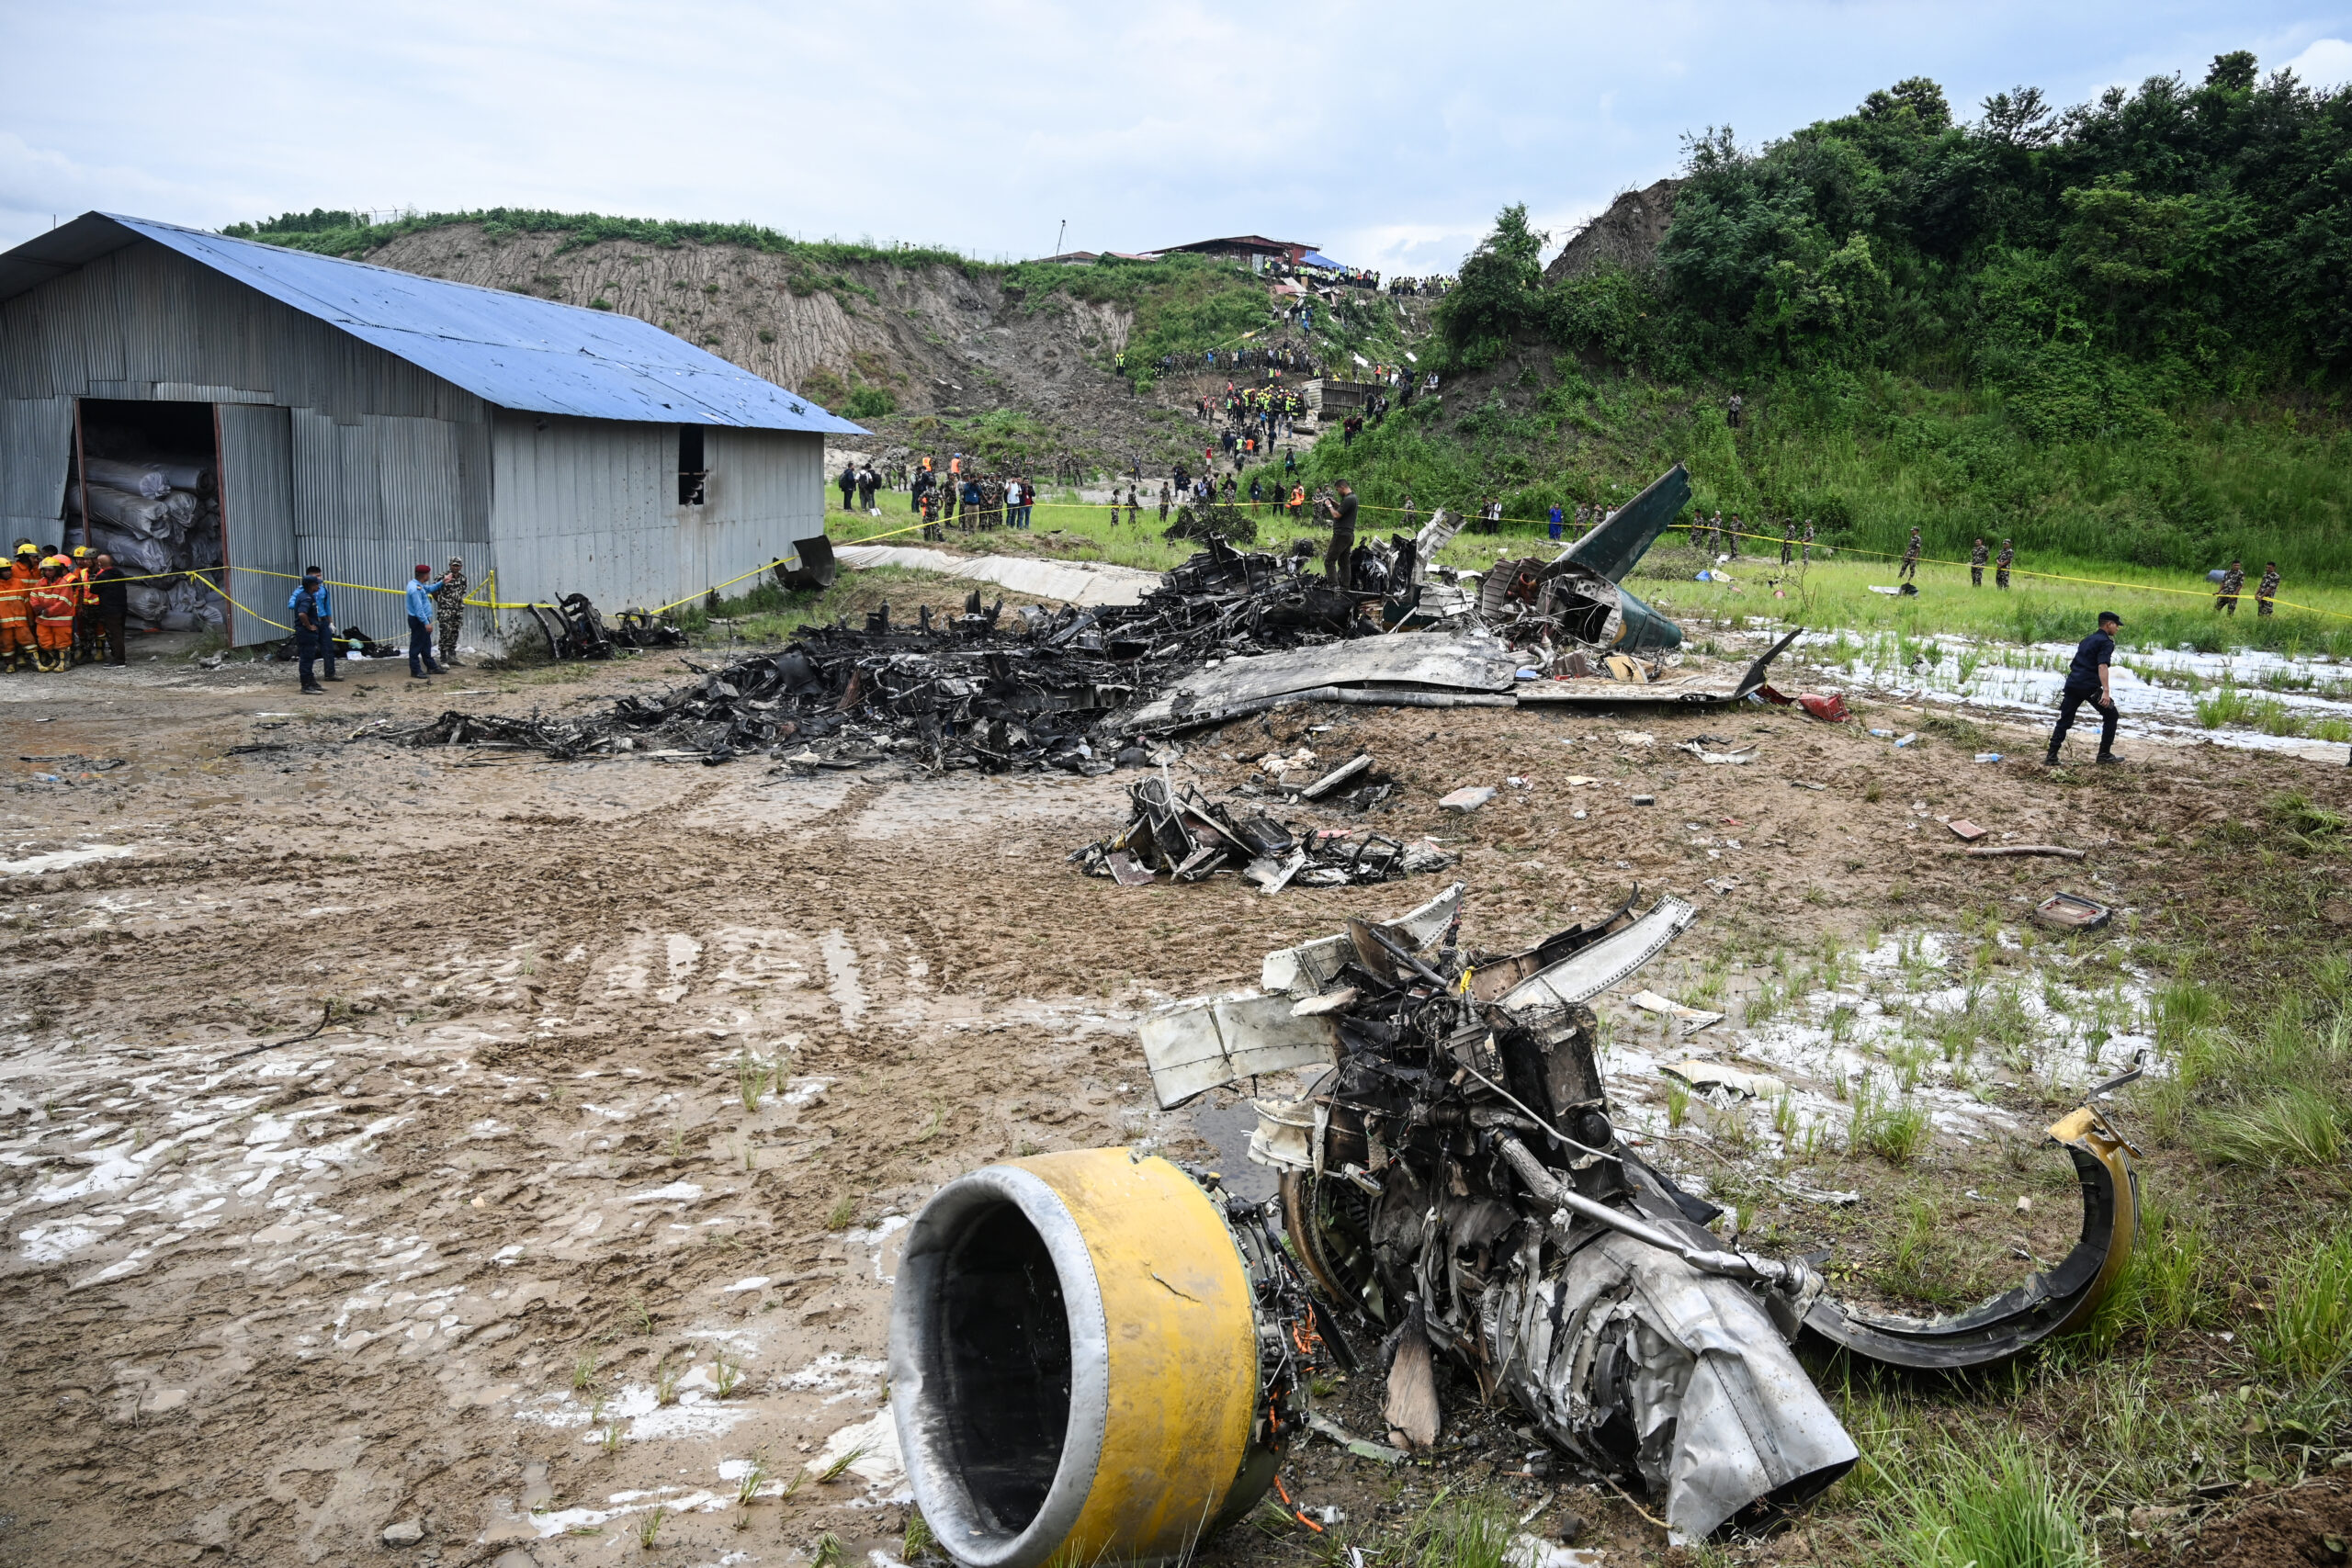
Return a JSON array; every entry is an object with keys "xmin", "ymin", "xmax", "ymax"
[
  {"xmin": 1070, "ymin": 769, "xmax": 1453, "ymax": 892},
  {"xmin": 1141, "ymin": 883, "xmax": 2147, "ymax": 1540},
  {"xmin": 405, "ymin": 540, "xmax": 1372, "ymax": 769}
]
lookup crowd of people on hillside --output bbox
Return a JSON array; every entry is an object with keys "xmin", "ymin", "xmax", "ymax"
[{"xmin": 1140, "ymin": 342, "xmax": 1318, "ymax": 379}]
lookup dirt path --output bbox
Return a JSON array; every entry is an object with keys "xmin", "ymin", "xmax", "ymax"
[{"xmin": 1, "ymin": 656, "xmax": 2345, "ymax": 1565}]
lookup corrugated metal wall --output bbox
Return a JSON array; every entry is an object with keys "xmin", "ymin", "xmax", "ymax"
[
  {"xmin": 289, "ymin": 409, "xmax": 492, "ymax": 642},
  {"xmin": 218, "ymin": 403, "xmax": 297, "ymax": 645},
  {"xmin": 0, "ymin": 395, "xmax": 73, "ymax": 541},
  {"xmin": 489, "ymin": 415, "xmax": 823, "ymax": 624}
]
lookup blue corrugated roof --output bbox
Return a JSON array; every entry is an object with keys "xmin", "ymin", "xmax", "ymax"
[
  {"xmin": 1297, "ymin": 251, "xmax": 1347, "ymax": 270},
  {"xmin": 94, "ymin": 214, "xmax": 866, "ymax": 434}
]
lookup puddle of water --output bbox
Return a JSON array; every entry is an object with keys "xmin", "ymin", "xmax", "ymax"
[
  {"xmin": 823, "ymin": 931, "xmax": 866, "ymax": 1030},
  {"xmin": 1600, "ymin": 926, "xmax": 2158, "ymax": 1163},
  {"xmin": 1778, "ymin": 629, "xmax": 2352, "ymax": 757},
  {"xmin": 1, "ymin": 843, "xmax": 134, "ymax": 876}
]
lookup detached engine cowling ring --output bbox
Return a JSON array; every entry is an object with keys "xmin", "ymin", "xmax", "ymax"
[
  {"xmin": 1801, "ymin": 1104, "xmax": 2142, "ymax": 1369},
  {"xmin": 889, "ymin": 1151, "xmax": 1293, "ymax": 1568}
]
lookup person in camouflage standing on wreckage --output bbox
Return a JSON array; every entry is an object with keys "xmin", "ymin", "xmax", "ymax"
[{"xmin": 434, "ymin": 558, "xmax": 469, "ymax": 668}]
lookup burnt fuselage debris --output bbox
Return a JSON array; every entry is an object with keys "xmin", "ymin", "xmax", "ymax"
[
  {"xmin": 525, "ymin": 592, "xmax": 685, "ymax": 661},
  {"xmin": 1070, "ymin": 774, "xmax": 1453, "ymax": 892},
  {"xmin": 1131, "ymin": 882, "xmax": 2143, "ymax": 1541},
  {"xmin": 412, "ymin": 542, "xmax": 1384, "ymax": 769},
  {"xmin": 415, "ymin": 462, "xmax": 1793, "ymax": 767}
]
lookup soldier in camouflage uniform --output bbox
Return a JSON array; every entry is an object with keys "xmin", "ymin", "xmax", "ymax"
[
  {"xmin": 1899, "ymin": 528, "xmax": 1922, "ymax": 581},
  {"xmin": 434, "ymin": 557, "xmax": 469, "ymax": 668},
  {"xmin": 1970, "ymin": 536, "xmax": 1989, "ymax": 587},
  {"xmin": 2215, "ymin": 559, "xmax": 2244, "ymax": 615},
  {"xmin": 1996, "ymin": 538, "xmax": 2015, "ymax": 590},
  {"xmin": 2256, "ymin": 561, "xmax": 2279, "ymax": 616}
]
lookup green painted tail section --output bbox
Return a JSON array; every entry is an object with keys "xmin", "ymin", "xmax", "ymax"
[{"xmin": 1562, "ymin": 464, "xmax": 1690, "ymax": 585}]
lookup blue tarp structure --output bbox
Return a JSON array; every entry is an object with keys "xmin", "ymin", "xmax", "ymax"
[{"xmin": 1296, "ymin": 251, "xmax": 1347, "ymax": 271}]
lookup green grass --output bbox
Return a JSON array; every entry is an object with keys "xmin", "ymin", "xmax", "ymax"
[
  {"xmin": 1398, "ymin": 1490, "xmax": 1512, "ymax": 1568},
  {"xmin": 1868, "ymin": 1436, "xmax": 2095, "ymax": 1568},
  {"xmin": 814, "ymin": 485, "xmax": 2352, "ymax": 663},
  {"xmin": 1849, "ymin": 1078, "xmax": 1932, "ymax": 1164},
  {"xmin": 2254, "ymin": 1232, "xmax": 2352, "ymax": 1381}
]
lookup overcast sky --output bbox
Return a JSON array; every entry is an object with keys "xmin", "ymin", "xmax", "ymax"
[{"xmin": 4, "ymin": 2, "xmax": 2348, "ymax": 272}]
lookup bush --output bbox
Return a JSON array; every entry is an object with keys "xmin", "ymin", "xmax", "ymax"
[{"xmin": 843, "ymin": 387, "xmax": 898, "ymax": 420}]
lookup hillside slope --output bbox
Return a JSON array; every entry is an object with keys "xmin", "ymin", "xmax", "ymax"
[
  {"xmin": 239, "ymin": 213, "xmax": 1440, "ymax": 474},
  {"xmin": 356, "ymin": 223, "xmax": 1138, "ymax": 434}
]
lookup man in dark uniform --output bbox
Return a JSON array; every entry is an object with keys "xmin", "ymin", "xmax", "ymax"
[
  {"xmin": 1969, "ymin": 536, "xmax": 1988, "ymax": 587},
  {"xmin": 2257, "ymin": 561, "xmax": 2280, "ymax": 615},
  {"xmin": 2046, "ymin": 611, "xmax": 2122, "ymax": 766},
  {"xmin": 293, "ymin": 569, "xmax": 331, "ymax": 695},
  {"xmin": 2216, "ymin": 559, "xmax": 2245, "ymax": 615},
  {"xmin": 1996, "ymin": 538, "xmax": 2015, "ymax": 590},
  {"xmin": 85, "ymin": 552, "xmax": 128, "ymax": 666},
  {"xmin": 1322, "ymin": 480, "xmax": 1358, "ymax": 590},
  {"xmin": 1899, "ymin": 528, "xmax": 1921, "ymax": 581}
]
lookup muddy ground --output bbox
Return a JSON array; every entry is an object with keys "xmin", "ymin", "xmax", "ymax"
[{"xmin": 2, "ymin": 648, "xmax": 2347, "ymax": 1568}]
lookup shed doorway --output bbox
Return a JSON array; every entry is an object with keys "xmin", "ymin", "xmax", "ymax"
[{"xmin": 70, "ymin": 398, "xmax": 226, "ymax": 647}]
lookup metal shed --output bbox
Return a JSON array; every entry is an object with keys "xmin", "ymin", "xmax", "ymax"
[{"xmin": 0, "ymin": 212, "xmax": 864, "ymax": 648}]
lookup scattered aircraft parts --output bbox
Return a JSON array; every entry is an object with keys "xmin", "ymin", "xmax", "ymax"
[{"xmin": 898, "ymin": 884, "xmax": 2147, "ymax": 1557}]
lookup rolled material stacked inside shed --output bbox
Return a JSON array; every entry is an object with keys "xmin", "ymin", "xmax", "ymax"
[{"xmin": 78, "ymin": 457, "xmax": 220, "ymax": 631}]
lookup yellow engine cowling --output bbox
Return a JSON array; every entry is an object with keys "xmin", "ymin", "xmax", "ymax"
[{"xmin": 888, "ymin": 1150, "xmax": 1277, "ymax": 1568}]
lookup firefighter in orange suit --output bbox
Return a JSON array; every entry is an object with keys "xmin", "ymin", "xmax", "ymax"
[
  {"xmin": 0, "ymin": 543, "xmax": 40, "ymax": 672},
  {"xmin": 66, "ymin": 546, "xmax": 98, "ymax": 664},
  {"xmin": 30, "ymin": 557, "xmax": 79, "ymax": 671}
]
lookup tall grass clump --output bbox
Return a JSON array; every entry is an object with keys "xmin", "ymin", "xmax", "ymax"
[
  {"xmin": 2253, "ymin": 1232, "xmax": 2352, "ymax": 1381},
  {"xmin": 1871, "ymin": 1437, "xmax": 2095, "ymax": 1568},
  {"xmin": 2189, "ymin": 989, "xmax": 2352, "ymax": 1168},
  {"xmin": 1399, "ymin": 1491, "xmax": 1513, "ymax": 1568}
]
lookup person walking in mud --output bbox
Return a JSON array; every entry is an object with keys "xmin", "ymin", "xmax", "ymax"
[
  {"xmin": 1996, "ymin": 538, "xmax": 2015, "ymax": 590},
  {"xmin": 2216, "ymin": 559, "xmax": 2245, "ymax": 615},
  {"xmin": 1970, "ymin": 536, "xmax": 1989, "ymax": 587},
  {"xmin": 2046, "ymin": 611, "xmax": 2123, "ymax": 767},
  {"xmin": 2257, "ymin": 561, "xmax": 2280, "ymax": 615},
  {"xmin": 1899, "ymin": 528, "xmax": 1922, "ymax": 582}
]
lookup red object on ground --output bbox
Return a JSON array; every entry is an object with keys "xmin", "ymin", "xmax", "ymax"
[
  {"xmin": 1797, "ymin": 693, "xmax": 1852, "ymax": 723},
  {"xmin": 1753, "ymin": 683, "xmax": 1794, "ymax": 705}
]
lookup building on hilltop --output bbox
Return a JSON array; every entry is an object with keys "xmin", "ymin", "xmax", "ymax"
[
  {"xmin": 1153, "ymin": 235, "xmax": 1320, "ymax": 269},
  {"xmin": 0, "ymin": 212, "xmax": 864, "ymax": 648}
]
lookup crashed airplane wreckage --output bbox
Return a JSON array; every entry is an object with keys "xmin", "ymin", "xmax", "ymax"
[
  {"xmin": 412, "ymin": 464, "xmax": 1790, "ymax": 766},
  {"xmin": 1069, "ymin": 773, "xmax": 1453, "ymax": 891},
  {"xmin": 890, "ymin": 884, "xmax": 2144, "ymax": 1562}
]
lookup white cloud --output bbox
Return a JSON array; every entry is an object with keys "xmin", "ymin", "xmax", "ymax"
[
  {"xmin": 2280, "ymin": 37, "xmax": 2352, "ymax": 87},
  {"xmin": 0, "ymin": 3, "xmax": 2333, "ymax": 261}
]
